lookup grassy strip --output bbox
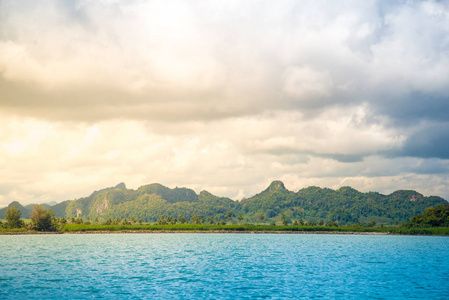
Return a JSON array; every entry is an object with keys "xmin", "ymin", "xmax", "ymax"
[
  {"xmin": 62, "ymin": 224, "xmax": 449, "ymax": 235},
  {"xmin": 63, "ymin": 224, "xmax": 385, "ymax": 232},
  {"xmin": 0, "ymin": 227, "xmax": 30, "ymax": 234},
  {"xmin": 389, "ymin": 227, "xmax": 449, "ymax": 235}
]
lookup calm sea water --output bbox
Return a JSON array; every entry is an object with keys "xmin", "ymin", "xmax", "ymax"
[{"xmin": 0, "ymin": 233, "xmax": 448, "ymax": 299}]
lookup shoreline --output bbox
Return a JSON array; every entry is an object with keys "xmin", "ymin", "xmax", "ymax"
[
  {"xmin": 0, "ymin": 230, "xmax": 407, "ymax": 236},
  {"xmin": 64, "ymin": 230, "xmax": 392, "ymax": 235},
  {"xmin": 2, "ymin": 226, "xmax": 448, "ymax": 236}
]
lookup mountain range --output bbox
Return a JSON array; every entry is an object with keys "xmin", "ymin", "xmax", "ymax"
[{"xmin": 1, "ymin": 181, "xmax": 447, "ymax": 225}]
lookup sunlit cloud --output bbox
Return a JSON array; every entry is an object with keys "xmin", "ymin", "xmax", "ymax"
[{"xmin": 0, "ymin": 0, "xmax": 448, "ymax": 206}]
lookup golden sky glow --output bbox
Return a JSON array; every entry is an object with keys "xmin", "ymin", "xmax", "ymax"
[{"xmin": 1, "ymin": 0, "xmax": 449, "ymax": 206}]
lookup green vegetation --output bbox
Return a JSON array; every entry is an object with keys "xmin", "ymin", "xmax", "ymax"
[
  {"xmin": 59, "ymin": 223, "xmax": 449, "ymax": 235},
  {"xmin": 403, "ymin": 205, "xmax": 449, "ymax": 228},
  {"xmin": 0, "ymin": 227, "xmax": 29, "ymax": 234},
  {"xmin": 0, "ymin": 201, "xmax": 53, "ymax": 220},
  {"xmin": 1, "ymin": 214, "xmax": 449, "ymax": 235},
  {"xmin": 1, "ymin": 181, "xmax": 448, "ymax": 234},
  {"xmin": 238, "ymin": 182, "xmax": 446, "ymax": 225},
  {"xmin": 4, "ymin": 206, "xmax": 25, "ymax": 229},
  {"xmin": 29, "ymin": 205, "xmax": 57, "ymax": 232}
]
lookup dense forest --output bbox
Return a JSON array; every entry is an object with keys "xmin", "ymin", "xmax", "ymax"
[
  {"xmin": 1, "ymin": 181, "xmax": 447, "ymax": 225},
  {"xmin": 403, "ymin": 205, "xmax": 449, "ymax": 228}
]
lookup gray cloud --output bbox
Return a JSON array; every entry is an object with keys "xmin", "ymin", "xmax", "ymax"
[
  {"xmin": 375, "ymin": 93, "xmax": 449, "ymax": 126},
  {"xmin": 400, "ymin": 122, "xmax": 449, "ymax": 159},
  {"xmin": 1, "ymin": 1, "xmax": 448, "ymax": 124},
  {"xmin": 1, "ymin": 1, "xmax": 449, "ymax": 206}
]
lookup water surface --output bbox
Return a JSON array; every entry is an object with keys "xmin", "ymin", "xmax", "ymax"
[{"xmin": 1, "ymin": 234, "xmax": 448, "ymax": 299}]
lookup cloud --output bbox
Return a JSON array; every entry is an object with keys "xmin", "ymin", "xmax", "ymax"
[
  {"xmin": 0, "ymin": 110, "xmax": 446, "ymax": 207},
  {"xmin": 399, "ymin": 121, "xmax": 449, "ymax": 159},
  {"xmin": 1, "ymin": 1, "xmax": 448, "ymax": 122},
  {"xmin": 283, "ymin": 66, "xmax": 333, "ymax": 103},
  {"xmin": 0, "ymin": 1, "xmax": 449, "ymax": 206}
]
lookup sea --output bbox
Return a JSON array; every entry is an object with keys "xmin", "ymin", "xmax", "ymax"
[{"xmin": 0, "ymin": 233, "xmax": 448, "ymax": 299}]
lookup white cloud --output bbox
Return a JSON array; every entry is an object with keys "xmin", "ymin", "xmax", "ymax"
[
  {"xmin": 0, "ymin": 108, "xmax": 442, "ymax": 207},
  {"xmin": 283, "ymin": 66, "xmax": 333, "ymax": 101},
  {"xmin": 1, "ymin": 1, "xmax": 448, "ymax": 120},
  {"xmin": 368, "ymin": 1, "xmax": 449, "ymax": 96},
  {"xmin": 0, "ymin": 1, "xmax": 448, "ymax": 206}
]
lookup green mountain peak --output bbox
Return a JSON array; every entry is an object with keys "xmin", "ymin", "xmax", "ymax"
[
  {"xmin": 266, "ymin": 180, "xmax": 286, "ymax": 192},
  {"xmin": 115, "ymin": 182, "xmax": 126, "ymax": 189},
  {"xmin": 1, "ymin": 181, "xmax": 447, "ymax": 225}
]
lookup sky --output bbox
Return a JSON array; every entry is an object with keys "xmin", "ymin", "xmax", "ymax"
[{"xmin": 1, "ymin": 0, "xmax": 449, "ymax": 207}]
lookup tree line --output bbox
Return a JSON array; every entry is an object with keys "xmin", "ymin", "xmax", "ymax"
[
  {"xmin": 402, "ymin": 205, "xmax": 449, "ymax": 228},
  {"xmin": 1, "ymin": 205, "xmax": 57, "ymax": 231},
  {"xmin": 6, "ymin": 204, "xmax": 447, "ymax": 233}
]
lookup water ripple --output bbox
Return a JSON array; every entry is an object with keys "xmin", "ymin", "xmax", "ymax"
[{"xmin": 0, "ymin": 234, "xmax": 448, "ymax": 299}]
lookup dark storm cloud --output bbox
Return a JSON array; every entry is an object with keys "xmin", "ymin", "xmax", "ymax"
[
  {"xmin": 374, "ymin": 92, "xmax": 449, "ymax": 126},
  {"xmin": 401, "ymin": 122, "xmax": 449, "ymax": 159}
]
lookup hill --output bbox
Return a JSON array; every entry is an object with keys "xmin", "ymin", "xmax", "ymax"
[
  {"xmin": 2, "ymin": 181, "xmax": 447, "ymax": 225},
  {"xmin": 239, "ymin": 184, "xmax": 447, "ymax": 224},
  {"xmin": 0, "ymin": 201, "xmax": 52, "ymax": 219}
]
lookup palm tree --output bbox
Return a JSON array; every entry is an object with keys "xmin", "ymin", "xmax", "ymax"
[
  {"xmin": 281, "ymin": 214, "xmax": 288, "ymax": 226},
  {"xmin": 192, "ymin": 215, "xmax": 200, "ymax": 224}
]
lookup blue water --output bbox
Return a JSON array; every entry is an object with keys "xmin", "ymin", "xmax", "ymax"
[{"xmin": 0, "ymin": 234, "xmax": 448, "ymax": 299}]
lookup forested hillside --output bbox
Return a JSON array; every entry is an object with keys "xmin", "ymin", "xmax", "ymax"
[
  {"xmin": 1, "ymin": 181, "xmax": 447, "ymax": 225},
  {"xmin": 0, "ymin": 201, "xmax": 53, "ymax": 219},
  {"xmin": 403, "ymin": 205, "xmax": 449, "ymax": 227},
  {"xmin": 239, "ymin": 181, "xmax": 446, "ymax": 224}
]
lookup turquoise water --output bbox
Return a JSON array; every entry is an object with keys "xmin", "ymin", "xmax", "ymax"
[{"xmin": 1, "ymin": 234, "xmax": 448, "ymax": 299}]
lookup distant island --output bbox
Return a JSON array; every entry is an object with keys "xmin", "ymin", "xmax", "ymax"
[{"xmin": 1, "ymin": 181, "xmax": 447, "ymax": 226}]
